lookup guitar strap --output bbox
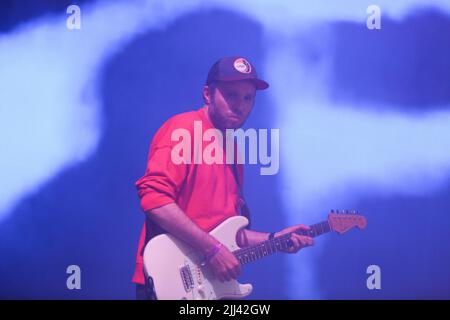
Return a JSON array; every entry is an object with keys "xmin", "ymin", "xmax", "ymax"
[{"xmin": 231, "ymin": 163, "xmax": 251, "ymax": 229}]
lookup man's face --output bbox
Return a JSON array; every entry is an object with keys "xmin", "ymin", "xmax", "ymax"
[{"xmin": 207, "ymin": 80, "xmax": 257, "ymax": 130}]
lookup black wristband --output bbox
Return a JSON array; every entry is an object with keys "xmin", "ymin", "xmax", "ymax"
[{"xmin": 268, "ymin": 232, "xmax": 276, "ymax": 240}]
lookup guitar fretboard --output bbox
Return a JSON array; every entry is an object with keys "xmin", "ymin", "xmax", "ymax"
[{"xmin": 233, "ymin": 221, "xmax": 331, "ymax": 265}]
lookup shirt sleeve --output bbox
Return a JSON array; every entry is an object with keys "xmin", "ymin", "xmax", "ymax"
[{"xmin": 135, "ymin": 120, "xmax": 189, "ymax": 213}]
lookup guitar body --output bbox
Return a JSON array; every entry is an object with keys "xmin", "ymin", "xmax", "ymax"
[{"xmin": 143, "ymin": 215, "xmax": 253, "ymax": 300}]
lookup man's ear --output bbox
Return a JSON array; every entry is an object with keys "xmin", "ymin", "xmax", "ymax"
[{"xmin": 203, "ymin": 85, "xmax": 212, "ymax": 104}]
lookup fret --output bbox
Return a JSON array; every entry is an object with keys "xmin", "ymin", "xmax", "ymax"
[
  {"xmin": 281, "ymin": 236, "xmax": 289, "ymax": 250},
  {"xmin": 261, "ymin": 243, "xmax": 266, "ymax": 256},
  {"xmin": 269, "ymin": 242, "xmax": 273, "ymax": 255},
  {"xmin": 312, "ymin": 224, "xmax": 319, "ymax": 237},
  {"xmin": 315, "ymin": 223, "xmax": 322, "ymax": 235},
  {"xmin": 237, "ymin": 253, "xmax": 243, "ymax": 264},
  {"xmin": 276, "ymin": 238, "xmax": 282, "ymax": 250}
]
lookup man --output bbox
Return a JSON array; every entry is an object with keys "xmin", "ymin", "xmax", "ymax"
[{"xmin": 132, "ymin": 56, "xmax": 313, "ymax": 300}]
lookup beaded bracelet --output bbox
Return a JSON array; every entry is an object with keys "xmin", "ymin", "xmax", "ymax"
[{"xmin": 200, "ymin": 243, "xmax": 223, "ymax": 266}]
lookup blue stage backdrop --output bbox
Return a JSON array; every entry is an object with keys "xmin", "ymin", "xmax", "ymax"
[{"xmin": 0, "ymin": 0, "xmax": 449, "ymax": 299}]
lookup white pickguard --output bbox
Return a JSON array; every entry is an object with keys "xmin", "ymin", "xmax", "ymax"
[{"xmin": 143, "ymin": 216, "xmax": 253, "ymax": 300}]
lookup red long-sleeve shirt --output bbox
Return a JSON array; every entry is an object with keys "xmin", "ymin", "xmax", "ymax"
[{"xmin": 132, "ymin": 106, "xmax": 243, "ymax": 285}]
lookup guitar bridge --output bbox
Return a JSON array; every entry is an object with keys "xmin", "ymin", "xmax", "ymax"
[{"xmin": 180, "ymin": 265, "xmax": 194, "ymax": 292}]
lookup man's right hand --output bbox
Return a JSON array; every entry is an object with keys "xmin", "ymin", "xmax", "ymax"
[{"xmin": 207, "ymin": 245, "xmax": 240, "ymax": 282}]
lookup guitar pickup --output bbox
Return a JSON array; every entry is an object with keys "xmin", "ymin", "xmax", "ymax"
[{"xmin": 180, "ymin": 265, "xmax": 194, "ymax": 292}]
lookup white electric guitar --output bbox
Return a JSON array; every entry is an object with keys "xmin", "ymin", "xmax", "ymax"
[{"xmin": 143, "ymin": 210, "xmax": 367, "ymax": 300}]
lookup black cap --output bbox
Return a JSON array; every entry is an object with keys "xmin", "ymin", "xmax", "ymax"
[{"xmin": 206, "ymin": 56, "xmax": 269, "ymax": 90}]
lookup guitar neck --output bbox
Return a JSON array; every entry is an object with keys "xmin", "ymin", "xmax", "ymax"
[{"xmin": 233, "ymin": 220, "xmax": 332, "ymax": 265}]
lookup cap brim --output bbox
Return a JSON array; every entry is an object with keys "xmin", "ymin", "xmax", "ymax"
[
  {"xmin": 212, "ymin": 77, "xmax": 269, "ymax": 90},
  {"xmin": 253, "ymin": 79, "xmax": 269, "ymax": 90}
]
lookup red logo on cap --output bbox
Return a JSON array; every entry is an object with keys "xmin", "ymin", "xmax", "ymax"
[{"xmin": 233, "ymin": 58, "xmax": 252, "ymax": 74}]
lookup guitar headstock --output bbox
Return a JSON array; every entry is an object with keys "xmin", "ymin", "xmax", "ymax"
[{"xmin": 328, "ymin": 210, "xmax": 367, "ymax": 234}]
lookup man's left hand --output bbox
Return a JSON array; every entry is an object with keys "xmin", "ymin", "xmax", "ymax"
[{"xmin": 274, "ymin": 225, "xmax": 314, "ymax": 253}]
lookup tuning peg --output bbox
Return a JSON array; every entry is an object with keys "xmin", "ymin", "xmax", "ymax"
[
  {"xmin": 331, "ymin": 209, "xmax": 334, "ymax": 213},
  {"xmin": 345, "ymin": 210, "xmax": 349, "ymax": 214}
]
